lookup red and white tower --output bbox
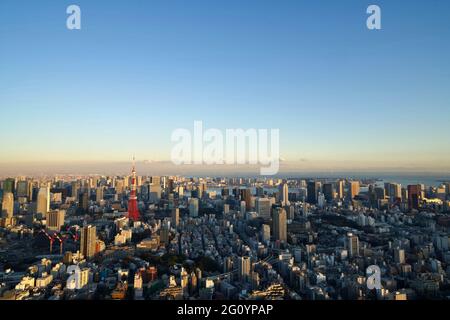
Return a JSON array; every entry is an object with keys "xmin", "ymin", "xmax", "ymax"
[{"xmin": 128, "ymin": 157, "xmax": 140, "ymax": 221}]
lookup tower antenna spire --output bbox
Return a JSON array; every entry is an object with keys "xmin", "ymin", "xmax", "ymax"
[{"xmin": 128, "ymin": 154, "xmax": 140, "ymax": 221}]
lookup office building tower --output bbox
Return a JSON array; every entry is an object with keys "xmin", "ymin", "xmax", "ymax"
[
  {"xmin": 407, "ymin": 185, "xmax": 421, "ymax": 210},
  {"xmin": 241, "ymin": 189, "xmax": 252, "ymax": 211},
  {"xmin": 160, "ymin": 226, "xmax": 170, "ymax": 244},
  {"xmin": 279, "ymin": 183, "xmax": 289, "ymax": 206},
  {"xmin": 307, "ymin": 181, "xmax": 320, "ymax": 204},
  {"xmin": 1, "ymin": 192, "xmax": 14, "ymax": 218},
  {"xmin": 223, "ymin": 204, "xmax": 230, "ymax": 215},
  {"xmin": 190, "ymin": 272, "xmax": 198, "ymax": 295},
  {"xmin": 273, "ymin": 207, "xmax": 287, "ymax": 243},
  {"xmin": 256, "ymin": 186, "xmax": 264, "ymax": 197},
  {"xmin": 172, "ymin": 208, "xmax": 180, "ymax": 228},
  {"xmin": 261, "ymin": 224, "xmax": 271, "ymax": 242},
  {"xmin": 346, "ymin": 232, "xmax": 359, "ymax": 257},
  {"xmin": 46, "ymin": 210, "xmax": 65, "ymax": 232},
  {"xmin": 96, "ymin": 187, "xmax": 104, "ymax": 202},
  {"xmin": 151, "ymin": 176, "xmax": 161, "ymax": 187},
  {"xmin": 189, "ymin": 198, "xmax": 199, "ymax": 217},
  {"xmin": 37, "ymin": 186, "xmax": 50, "ymax": 215},
  {"xmin": 240, "ymin": 201, "xmax": 246, "ymax": 216},
  {"xmin": 80, "ymin": 225, "xmax": 97, "ymax": 259},
  {"xmin": 79, "ymin": 192, "xmax": 89, "ymax": 212},
  {"xmin": 322, "ymin": 183, "xmax": 334, "ymax": 202},
  {"xmin": 221, "ymin": 188, "xmax": 229, "ymax": 197},
  {"xmin": 385, "ymin": 183, "xmax": 402, "ymax": 201},
  {"xmin": 317, "ymin": 192, "xmax": 325, "ymax": 208},
  {"xmin": 180, "ymin": 268, "xmax": 189, "ymax": 295},
  {"xmin": 255, "ymin": 198, "xmax": 271, "ymax": 221},
  {"xmin": 17, "ymin": 180, "xmax": 32, "ymax": 200},
  {"xmin": 374, "ymin": 187, "xmax": 385, "ymax": 200},
  {"xmin": 349, "ymin": 181, "xmax": 360, "ymax": 200},
  {"xmin": 3, "ymin": 178, "xmax": 15, "ymax": 194},
  {"xmin": 394, "ymin": 248, "xmax": 405, "ymax": 264},
  {"xmin": 238, "ymin": 256, "xmax": 251, "ymax": 283},
  {"xmin": 199, "ymin": 182, "xmax": 207, "ymax": 198},
  {"xmin": 336, "ymin": 180, "xmax": 344, "ymax": 199},
  {"xmin": 71, "ymin": 181, "xmax": 79, "ymax": 198}
]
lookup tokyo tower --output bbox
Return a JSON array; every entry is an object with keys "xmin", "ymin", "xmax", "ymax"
[{"xmin": 128, "ymin": 157, "xmax": 140, "ymax": 221}]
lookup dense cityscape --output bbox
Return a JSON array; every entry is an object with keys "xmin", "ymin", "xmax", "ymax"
[{"xmin": 1, "ymin": 163, "xmax": 450, "ymax": 301}]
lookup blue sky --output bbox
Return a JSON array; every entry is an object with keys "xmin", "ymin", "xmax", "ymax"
[{"xmin": 1, "ymin": 0, "xmax": 450, "ymax": 171}]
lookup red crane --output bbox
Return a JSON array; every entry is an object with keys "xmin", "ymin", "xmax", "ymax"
[
  {"xmin": 40, "ymin": 230, "xmax": 55, "ymax": 254},
  {"xmin": 65, "ymin": 225, "xmax": 80, "ymax": 242},
  {"xmin": 53, "ymin": 233, "xmax": 68, "ymax": 255}
]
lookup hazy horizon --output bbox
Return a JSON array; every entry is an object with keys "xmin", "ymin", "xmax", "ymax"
[{"xmin": 1, "ymin": 160, "xmax": 449, "ymax": 179}]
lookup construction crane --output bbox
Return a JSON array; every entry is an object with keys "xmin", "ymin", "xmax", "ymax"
[
  {"xmin": 65, "ymin": 225, "xmax": 80, "ymax": 242},
  {"xmin": 53, "ymin": 233, "xmax": 68, "ymax": 255},
  {"xmin": 40, "ymin": 230, "xmax": 55, "ymax": 254}
]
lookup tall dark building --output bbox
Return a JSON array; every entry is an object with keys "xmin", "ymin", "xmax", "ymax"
[
  {"xmin": 240, "ymin": 189, "xmax": 252, "ymax": 211},
  {"xmin": 407, "ymin": 185, "xmax": 421, "ymax": 210},
  {"xmin": 2, "ymin": 178, "xmax": 15, "ymax": 194},
  {"xmin": 17, "ymin": 180, "xmax": 32, "ymax": 199},
  {"xmin": 221, "ymin": 188, "xmax": 230, "ymax": 197},
  {"xmin": 307, "ymin": 181, "xmax": 320, "ymax": 204},
  {"xmin": 79, "ymin": 192, "xmax": 89, "ymax": 212},
  {"xmin": 322, "ymin": 183, "xmax": 334, "ymax": 202},
  {"xmin": 167, "ymin": 179, "xmax": 174, "ymax": 194}
]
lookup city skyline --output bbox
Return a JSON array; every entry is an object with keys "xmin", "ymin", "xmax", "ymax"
[{"xmin": 1, "ymin": 0, "xmax": 450, "ymax": 171}]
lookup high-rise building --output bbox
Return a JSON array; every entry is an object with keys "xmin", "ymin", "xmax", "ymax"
[
  {"xmin": 238, "ymin": 256, "xmax": 251, "ymax": 283},
  {"xmin": 189, "ymin": 198, "xmax": 199, "ymax": 217},
  {"xmin": 261, "ymin": 224, "xmax": 271, "ymax": 242},
  {"xmin": 322, "ymin": 183, "xmax": 335, "ymax": 202},
  {"xmin": 46, "ymin": 210, "xmax": 65, "ymax": 232},
  {"xmin": 346, "ymin": 232, "xmax": 359, "ymax": 257},
  {"xmin": 256, "ymin": 186, "xmax": 264, "ymax": 197},
  {"xmin": 17, "ymin": 180, "xmax": 32, "ymax": 200},
  {"xmin": 407, "ymin": 185, "xmax": 421, "ymax": 210},
  {"xmin": 80, "ymin": 225, "xmax": 97, "ymax": 259},
  {"xmin": 279, "ymin": 183, "xmax": 289, "ymax": 206},
  {"xmin": 273, "ymin": 207, "xmax": 287, "ymax": 243},
  {"xmin": 241, "ymin": 189, "xmax": 252, "ymax": 211},
  {"xmin": 78, "ymin": 192, "xmax": 89, "ymax": 212},
  {"xmin": 394, "ymin": 248, "xmax": 405, "ymax": 264},
  {"xmin": 349, "ymin": 181, "xmax": 360, "ymax": 200},
  {"xmin": 151, "ymin": 176, "xmax": 161, "ymax": 187},
  {"xmin": 374, "ymin": 187, "xmax": 385, "ymax": 200},
  {"xmin": 71, "ymin": 181, "xmax": 79, "ymax": 198},
  {"xmin": 172, "ymin": 208, "xmax": 180, "ymax": 228},
  {"xmin": 307, "ymin": 181, "xmax": 320, "ymax": 204},
  {"xmin": 1, "ymin": 192, "xmax": 14, "ymax": 218},
  {"xmin": 255, "ymin": 198, "xmax": 271, "ymax": 221},
  {"xmin": 2, "ymin": 178, "xmax": 15, "ymax": 194},
  {"xmin": 385, "ymin": 183, "xmax": 402, "ymax": 201},
  {"xmin": 37, "ymin": 186, "xmax": 50, "ymax": 215},
  {"xmin": 96, "ymin": 187, "xmax": 104, "ymax": 202},
  {"xmin": 336, "ymin": 180, "xmax": 344, "ymax": 199}
]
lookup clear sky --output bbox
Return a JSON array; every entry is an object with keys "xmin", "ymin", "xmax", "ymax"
[{"xmin": 1, "ymin": 0, "xmax": 450, "ymax": 173}]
